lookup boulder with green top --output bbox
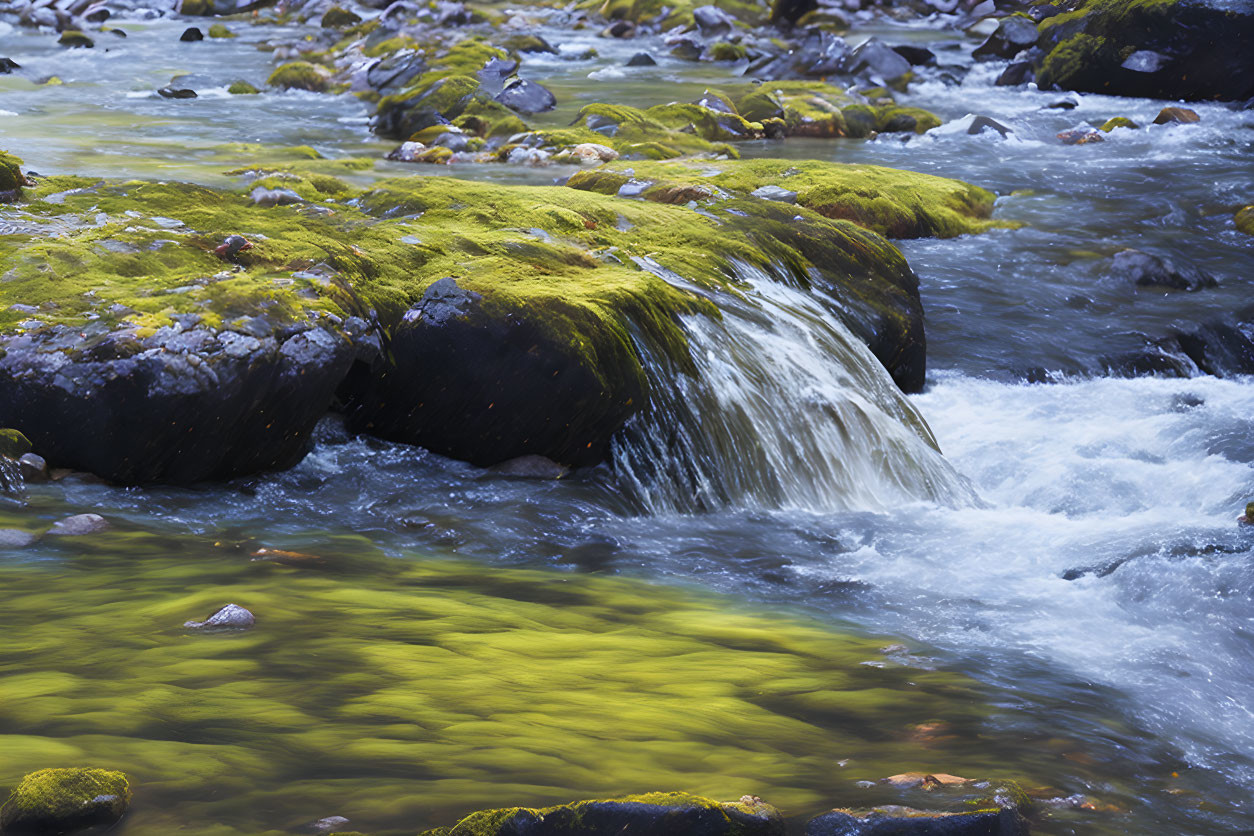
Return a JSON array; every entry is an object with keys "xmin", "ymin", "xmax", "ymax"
[
  {"xmin": 1, "ymin": 150, "xmax": 33, "ymax": 203},
  {"xmin": 0, "ymin": 428, "xmax": 32, "ymax": 459},
  {"xmin": 268, "ymin": 61, "xmax": 331, "ymax": 92},
  {"xmin": 1235, "ymin": 205, "xmax": 1254, "ymax": 236},
  {"xmin": 0, "ymin": 768, "xmax": 131, "ymax": 834},
  {"xmin": 420, "ymin": 792, "xmax": 784, "ymax": 835},
  {"xmin": 1033, "ymin": 0, "xmax": 1254, "ymax": 101}
]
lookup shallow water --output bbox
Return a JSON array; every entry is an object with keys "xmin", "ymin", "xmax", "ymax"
[{"xmin": 3, "ymin": 5, "xmax": 1254, "ymax": 835}]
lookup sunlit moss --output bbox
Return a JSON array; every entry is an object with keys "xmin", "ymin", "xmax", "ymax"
[
  {"xmin": 267, "ymin": 61, "xmax": 331, "ymax": 93},
  {"xmin": 1235, "ymin": 205, "xmax": 1253, "ymax": 236}
]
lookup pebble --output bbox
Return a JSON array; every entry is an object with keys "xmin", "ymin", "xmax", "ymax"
[
  {"xmin": 0, "ymin": 529, "xmax": 38, "ymax": 549},
  {"xmin": 19, "ymin": 452, "xmax": 48, "ymax": 482},
  {"xmin": 46, "ymin": 513, "xmax": 110, "ymax": 536},
  {"xmin": 184, "ymin": 603, "xmax": 255, "ymax": 630},
  {"xmin": 180, "ymin": 27, "xmax": 204, "ymax": 41}
]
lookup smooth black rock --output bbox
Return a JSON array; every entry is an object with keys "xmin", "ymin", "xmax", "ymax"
[
  {"xmin": 0, "ymin": 57, "xmax": 19, "ymax": 73},
  {"xmin": 158, "ymin": 86, "xmax": 198, "ymax": 98},
  {"xmin": 972, "ymin": 15, "xmax": 1039, "ymax": 60},
  {"xmin": 891, "ymin": 44, "xmax": 936, "ymax": 66},
  {"xmin": 626, "ymin": 51, "xmax": 657, "ymax": 66},
  {"xmin": 495, "ymin": 77, "xmax": 556, "ymax": 114},
  {"xmin": 844, "ymin": 37, "xmax": 911, "ymax": 80},
  {"xmin": 995, "ymin": 60, "xmax": 1034, "ymax": 85},
  {"xmin": 365, "ymin": 53, "xmax": 427, "ymax": 93},
  {"xmin": 179, "ymin": 26, "xmax": 204, "ymax": 41},
  {"xmin": 693, "ymin": 4, "xmax": 735, "ymax": 33},
  {"xmin": 1112, "ymin": 249, "xmax": 1217, "ymax": 292}
]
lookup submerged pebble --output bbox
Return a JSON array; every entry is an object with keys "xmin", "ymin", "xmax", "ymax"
[
  {"xmin": 46, "ymin": 513, "xmax": 110, "ymax": 536},
  {"xmin": 184, "ymin": 603, "xmax": 255, "ymax": 630}
]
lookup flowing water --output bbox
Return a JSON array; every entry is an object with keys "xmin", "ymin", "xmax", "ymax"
[{"xmin": 2, "ymin": 7, "xmax": 1254, "ymax": 835}]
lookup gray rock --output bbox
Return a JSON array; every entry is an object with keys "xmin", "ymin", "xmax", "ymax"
[
  {"xmin": 967, "ymin": 115, "xmax": 1013, "ymax": 136},
  {"xmin": 751, "ymin": 185, "xmax": 799, "ymax": 204},
  {"xmin": 0, "ymin": 529, "xmax": 38, "ymax": 548},
  {"xmin": 844, "ymin": 38, "xmax": 911, "ymax": 81},
  {"xmin": 184, "ymin": 603, "xmax": 255, "ymax": 630},
  {"xmin": 626, "ymin": 52, "xmax": 656, "ymax": 67},
  {"xmin": 19, "ymin": 452, "xmax": 48, "ymax": 481},
  {"xmin": 489, "ymin": 454, "xmax": 569, "ymax": 479},
  {"xmin": 250, "ymin": 187, "xmax": 303, "ymax": 207},
  {"xmin": 495, "ymin": 77, "xmax": 556, "ymax": 114},
  {"xmin": 309, "ymin": 815, "xmax": 351, "ymax": 833},
  {"xmin": 1122, "ymin": 49, "xmax": 1169, "ymax": 73},
  {"xmin": 157, "ymin": 86, "xmax": 198, "ymax": 99},
  {"xmin": 693, "ymin": 4, "xmax": 735, "ymax": 33},
  {"xmin": 47, "ymin": 513, "xmax": 110, "ymax": 536},
  {"xmin": 405, "ymin": 277, "xmax": 482, "ymax": 326},
  {"xmin": 1112, "ymin": 249, "xmax": 1217, "ymax": 292}
]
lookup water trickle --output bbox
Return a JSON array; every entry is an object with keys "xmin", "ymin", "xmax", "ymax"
[{"xmin": 612, "ymin": 263, "xmax": 977, "ymax": 514}]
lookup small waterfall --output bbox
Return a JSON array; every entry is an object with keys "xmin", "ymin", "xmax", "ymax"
[
  {"xmin": 613, "ymin": 263, "xmax": 977, "ymax": 515},
  {"xmin": 0, "ymin": 455, "xmax": 24, "ymax": 500}
]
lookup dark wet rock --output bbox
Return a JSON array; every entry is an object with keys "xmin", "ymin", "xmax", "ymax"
[
  {"xmin": 891, "ymin": 45, "xmax": 936, "ymax": 66},
  {"xmin": 967, "ymin": 115, "xmax": 1013, "ymax": 136},
  {"xmin": 603, "ymin": 19, "xmax": 636, "ymax": 37},
  {"xmin": 764, "ymin": 29, "xmax": 850, "ymax": 77},
  {"xmin": 972, "ymin": 14, "xmax": 1038, "ymax": 60},
  {"xmin": 1171, "ymin": 318, "xmax": 1254, "ymax": 376},
  {"xmin": 693, "ymin": 4, "xmax": 736, "ymax": 33},
  {"xmin": 751, "ymin": 184, "xmax": 798, "ymax": 203},
  {"xmin": 806, "ymin": 806, "xmax": 1029, "ymax": 835},
  {"xmin": 495, "ymin": 77, "xmax": 556, "ymax": 114},
  {"xmin": 364, "ymin": 53, "xmax": 427, "ymax": 94},
  {"xmin": 320, "ymin": 6, "xmax": 362, "ymax": 27},
  {"xmin": 626, "ymin": 52, "xmax": 656, "ymax": 66},
  {"xmin": 845, "ymin": 37, "xmax": 911, "ymax": 81},
  {"xmin": 1153, "ymin": 106, "xmax": 1199, "ymax": 125},
  {"xmin": 57, "ymin": 30, "xmax": 94, "ymax": 48},
  {"xmin": 0, "ymin": 768, "xmax": 131, "ymax": 835},
  {"xmin": 215, "ymin": 234, "xmax": 254, "ymax": 260},
  {"xmin": 1044, "ymin": 97, "xmax": 1078, "ymax": 110},
  {"xmin": 489, "ymin": 454, "xmax": 569, "ymax": 479},
  {"xmin": 420, "ymin": 793, "xmax": 784, "ymax": 836},
  {"xmin": 1112, "ymin": 249, "xmax": 1217, "ymax": 292},
  {"xmin": 770, "ymin": 0, "xmax": 817, "ymax": 24},
  {"xmin": 179, "ymin": 26, "xmax": 203, "ymax": 41},
  {"xmin": 1034, "ymin": 0, "xmax": 1254, "ymax": 101},
  {"xmin": 0, "ymin": 528, "xmax": 38, "ymax": 548},
  {"xmin": 995, "ymin": 60, "xmax": 1034, "ymax": 85},
  {"xmin": 184, "ymin": 603, "xmax": 255, "ymax": 630},
  {"xmin": 0, "ymin": 427, "xmax": 32, "ymax": 459},
  {"xmin": 19, "ymin": 452, "xmax": 49, "ymax": 482},
  {"xmin": 158, "ymin": 86, "xmax": 198, "ymax": 99},
  {"xmin": 47, "ymin": 513, "xmax": 111, "ymax": 536},
  {"xmin": 669, "ymin": 38, "xmax": 705, "ymax": 61},
  {"xmin": 0, "ymin": 58, "xmax": 20, "ymax": 73}
]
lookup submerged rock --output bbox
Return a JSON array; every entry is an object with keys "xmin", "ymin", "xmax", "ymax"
[
  {"xmin": 1, "ymin": 150, "xmax": 34, "ymax": 203},
  {"xmin": 806, "ymin": 806, "xmax": 1029, "ymax": 835},
  {"xmin": 1152, "ymin": 106, "xmax": 1200, "ymax": 125},
  {"xmin": 420, "ymin": 793, "xmax": 784, "ymax": 836},
  {"xmin": 47, "ymin": 514, "xmax": 111, "ymax": 536},
  {"xmin": 184, "ymin": 603, "xmax": 255, "ymax": 629},
  {"xmin": 0, "ymin": 768, "xmax": 131, "ymax": 835},
  {"xmin": 1112, "ymin": 249, "xmax": 1217, "ymax": 291},
  {"xmin": 1034, "ymin": 0, "xmax": 1254, "ymax": 101},
  {"xmin": 0, "ymin": 529, "xmax": 38, "ymax": 548}
]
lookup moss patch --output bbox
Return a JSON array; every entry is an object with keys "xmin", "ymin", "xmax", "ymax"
[
  {"xmin": 567, "ymin": 158, "xmax": 999, "ymax": 239},
  {"xmin": 0, "ymin": 767, "xmax": 131, "ymax": 833},
  {"xmin": 227, "ymin": 80, "xmax": 260, "ymax": 95},
  {"xmin": 0, "ymin": 428, "xmax": 32, "ymax": 459},
  {"xmin": 1236, "ymin": 205, "xmax": 1254, "ymax": 236},
  {"xmin": 267, "ymin": 61, "xmax": 330, "ymax": 92}
]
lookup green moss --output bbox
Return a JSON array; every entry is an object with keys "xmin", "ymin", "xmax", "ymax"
[
  {"xmin": 320, "ymin": 5, "xmax": 362, "ymax": 28},
  {"xmin": 267, "ymin": 61, "xmax": 330, "ymax": 93},
  {"xmin": 568, "ymin": 158, "xmax": 1000, "ymax": 239},
  {"xmin": 1236, "ymin": 205, "xmax": 1254, "ymax": 236},
  {"xmin": 227, "ymin": 80, "xmax": 260, "ymax": 95},
  {"xmin": 733, "ymin": 82, "xmax": 937, "ymax": 137},
  {"xmin": 0, "ymin": 428, "xmax": 32, "ymax": 459},
  {"xmin": 1, "ymin": 150, "xmax": 28, "ymax": 195},
  {"xmin": 57, "ymin": 30, "xmax": 93, "ymax": 48},
  {"xmin": 0, "ymin": 768, "xmax": 130, "ymax": 832},
  {"xmin": 207, "ymin": 23, "xmax": 235, "ymax": 38},
  {"xmin": 500, "ymin": 33, "xmax": 555, "ymax": 54},
  {"xmin": 708, "ymin": 41, "xmax": 748, "ymax": 61},
  {"xmin": 1099, "ymin": 116, "xmax": 1138, "ymax": 131},
  {"xmin": 1037, "ymin": 33, "xmax": 1110, "ymax": 90}
]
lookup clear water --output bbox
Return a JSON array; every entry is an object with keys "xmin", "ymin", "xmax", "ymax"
[{"xmin": 2, "ymin": 7, "xmax": 1254, "ymax": 835}]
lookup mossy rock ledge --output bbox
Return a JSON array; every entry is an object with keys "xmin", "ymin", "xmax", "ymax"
[
  {"xmin": 0, "ymin": 156, "xmax": 992, "ymax": 482},
  {"xmin": 1033, "ymin": 0, "xmax": 1254, "ymax": 101},
  {"xmin": 0, "ymin": 768, "xmax": 131, "ymax": 835},
  {"xmin": 419, "ymin": 792, "xmax": 784, "ymax": 836}
]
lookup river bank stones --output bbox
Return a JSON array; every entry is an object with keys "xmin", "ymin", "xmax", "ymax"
[{"xmin": 0, "ymin": 768, "xmax": 131, "ymax": 835}]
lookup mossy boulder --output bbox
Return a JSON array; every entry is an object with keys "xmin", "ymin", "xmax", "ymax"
[
  {"xmin": 422, "ymin": 793, "xmax": 784, "ymax": 836},
  {"xmin": 320, "ymin": 5, "xmax": 362, "ymax": 28},
  {"xmin": 206, "ymin": 23, "xmax": 234, "ymax": 38},
  {"xmin": 0, "ymin": 162, "xmax": 940, "ymax": 479},
  {"xmin": 1099, "ymin": 116, "xmax": 1138, "ymax": 131},
  {"xmin": 227, "ymin": 80, "xmax": 260, "ymax": 95},
  {"xmin": 1034, "ymin": 0, "xmax": 1254, "ymax": 101},
  {"xmin": 580, "ymin": 0, "xmax": 769, "ymax": 29},
  {"xmin": 0, "ymin": 428, "xmax": 32, "ymax": 459},
  {"xmin": 566, "ymin": 158, "xmax": 998, "ymax": 239},
  {"xmin": 735, "ymin": 81, "xmax": 939, "ymax": 137},
  {"xmin": 0, "ymin": 768, "xmax": 131, "ymax": 834},
  {"xmin": 1235, "ymin": 205, "xmax": 1254, "ymax": 235},
  {"xmin": 1, "ymin": 150, "xmax": 31, "ymax": 202},
  {"xmin": 268, "ymin": 61, "xmax": 331, "ymax": 92}
]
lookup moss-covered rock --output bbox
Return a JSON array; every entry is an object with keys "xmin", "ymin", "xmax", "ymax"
[
  {"xmin": 566, "ymin": 158, "xmax": 998, "ymax": 239},
  {"xmin": 227, "ymin": 80, "xmax": 261, "ymax": 95},
  {"xmin": 320, "ymin": 5, "xmax": 362, "ymax": 28},
  {"xmin": 207, "ymin": 23, "xmax": 235, "ymax": 38},
  {"xmin": 580, "ymin": 0, "xmax": 769, "ymax": 29},
  {"xmin": 0, "ymin": 768, "xmax": 131, "ymax": 834},
  {"xmin": 1034, "ymin": 0, "xmax": 1254, "ymax": 101},
  {"xmin": 1, "ymin": 150, "xmax": 31, "ymax": 202},
  {"xmin": 423, "ymin": 793, "xmax": 784, "ymax": 836},
  {"xmin": 735, "ymin": 81, "xmax": 939, "ymax": 138},
  {"xmin": 1099, "ymin": 116, "xmax": 1139, "ymax": 131},
  {"xmin": 0, "ymin": 428, "xmax": 32, "ymax": 459},
  {"xmin": 1236, "ymin": 205, "xmax": 1254, "ymax": 236},
  {"xmin": 268, "ymin": 61, "xmax": 331, "ymax": 93}
]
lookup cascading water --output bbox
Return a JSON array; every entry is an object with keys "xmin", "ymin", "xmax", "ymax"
[{"xmin": 611, "ymin": 262, "xmax": 978, "ymax": 514}]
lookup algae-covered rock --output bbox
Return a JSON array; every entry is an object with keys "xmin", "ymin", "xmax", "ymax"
[
  {"xmin": 1034, "ymin": 0, "xmax": 1254, "ymax": 101},
  {"xmin": 268, "ymin": 61, "xmax": 331, "ymax": 92},
  {"xmin": 1, "ymin": 150, "xmax": 32, "ymax": 202},
  {"xmin": 566, "ymin": 158, "xmax": 998, "ymax": 239},
  {"xmin": 1236, "ymin": 205, "xmax": 1254, "ymax": 235},
  {"xmin": 806, "ymin": 806, "xmax": 1028, "ymax": 835},
  {"xmin": 320, "ymin": 6, "xmax": 362, "ymax": 28},
  {"xmin": 207, "ymin": 23, "xmax": 235, "ymax": 38},
  {"xmin": 0, "ymin": 428, "xmax": 32, "ymax": 459},
  {"xmin": 425, "ymin": 792, "xmax": 784, "ymax": 836},
  {"xmin": 228, "ymin": 80, "xmax": 260, "ymax": 95},
  {"xmin": 0, "ymin": 767, "xmax": 131, "ymax": 834},
  {"xmin": 581, "ymin": 0, "xmax": 770, "ymax": 29},
  {"xmin": 1099, "ymin": 116, "xmax": 1138, "ymax": 131},
  {"xmin": 735, "ymin": 81, "xmax": 939, "ymax": 137}
]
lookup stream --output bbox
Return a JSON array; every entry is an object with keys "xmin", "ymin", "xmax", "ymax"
[{"xmin": 2, "ymin": 5, "xmax": 1253, "ymax": 835}]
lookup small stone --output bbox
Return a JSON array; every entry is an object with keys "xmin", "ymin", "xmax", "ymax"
[
  {"xmin": 1111, "ymin": 249, "xmax": 1217, "ymax": 291},
  {"xmin": 158, "ymin": 86, "xmax": 198, "ymax": 99},
  {"xmin": 228, "ymin": 80, "xmax": 260, "ymax": 95},
  {"xmin": 603, "ymin": 19, "xmax": 636, "ymax": 37},
  {"xmin": 626, "ymin": 52, "xmax": 656, "ymax": 67},
  {"xmin": 0, "ymin": 57, "xmax": 21, "ymax": 73},
  {"xmin": 1121, "ymin": 49, "xmax": 1168, "ymax": 73},
  {"xmin": 19, "ymin": 452, "xmax": 48, "ymax": 481},
  {"xmin": 1236, "ymin": 205, "xmax": 1254, "ymax": 236},
  {"xmin": 310, "ymin": 815, "xmax": 351, "ymax": 833},
  {"xmin": 184, "ymin": 603, "xmax": 255, "ymax": 630},
  {"xmin": 751, "ymin": 185, "xmax": 798, "ymax": 204},
  {"xmin": 215, "ymin": 235, "xmax": 253, "ymax": 260},
  {"xmin": 58, "ymin": 31, "xmax": 94, "ymax": 48},
  {"xmin": 1153, "ymin": 106, "xmax": 1200, "ymax": 125},
  {"xmin": 47, "ymin": 514, "xmax": 110, "ymax": 536},
  {"xmin": 1099, "ymin": 116, "xmax": 1138, "ymax": 132},
  {"xmin": 495, "ymin": 77, "xmax": 557, "ymax": 114},
  {"xmin": 179, "ymin": 27, "xmax": 204, "ymax": 41},
  {"xmin": 967, "ymin": 115, "xmax": 1012, "ymax": 136},
  {"xmin": 0, "ymin": 529, "xmax": 38, "ymax": 548}
]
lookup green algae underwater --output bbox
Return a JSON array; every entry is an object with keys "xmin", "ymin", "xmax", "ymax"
[{"xmin": 0, "ymin": 493, "xmax": 1098, "ymax": 836}]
